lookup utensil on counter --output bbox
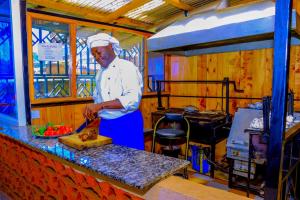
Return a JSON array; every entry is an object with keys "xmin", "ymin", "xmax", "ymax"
[{"xmin": 76, "ymin": 118, "xmax": 100, "ymax": 133}]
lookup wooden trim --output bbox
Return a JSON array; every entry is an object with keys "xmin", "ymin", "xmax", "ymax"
[
  {"xmin": 26, "ymin": 14, "xmax": 34, "ymax": 103},
  {"xmin": 27, "ymin": 11, "xmax": 152, "ymax": 37},
  {"xmin": 27, "ymin": 12, "xmax": 75, "ymax": 24},
  {"xmin": 31, "ymin": 99, "xmax": 94, "ymax": 108},
  {"xmin": 165, "ymin": 55, "xmax": 171, "ymax": 93},
  {"xmin": 142, "ymin": 92, "xmax": 170, "ymax": 98},
  {"xmin": 143, "ymin": 38, "xmax": 149, "ymax": 94},
  {"xmin": 70, "ymin": 23, "xmax": 77, "ymax": 98},
  {"xmin": 31, "ymin": 97, "xmax": 94, "ymax": 105}
]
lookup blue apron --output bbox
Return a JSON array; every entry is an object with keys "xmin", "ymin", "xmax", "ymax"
[{"xmin": 99, "ymin": 110, "xmax": 144, "ymax": 150}]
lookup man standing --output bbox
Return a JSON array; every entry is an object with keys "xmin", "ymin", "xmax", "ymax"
[{"xmin": 83, "ymin": 33, "xmax": 144, "ymax": 150}]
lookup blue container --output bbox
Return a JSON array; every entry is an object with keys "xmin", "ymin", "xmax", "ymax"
[{"xmin": 191, "ymin": 145, "xmax": 210, "ymax": 174}]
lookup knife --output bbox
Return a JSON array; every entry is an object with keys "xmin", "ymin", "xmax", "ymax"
[{"xmin": 76, "ymin": 118, "xmax": 100, "ymax": 133}]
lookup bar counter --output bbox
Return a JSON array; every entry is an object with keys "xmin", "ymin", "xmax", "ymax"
[{"xmin": 0, "ymin": 124, "xmax": 189, "ymax": 200}]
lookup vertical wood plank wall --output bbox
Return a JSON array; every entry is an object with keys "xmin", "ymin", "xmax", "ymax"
[{"xmin": 167, "ymin": 47, "xmax": 300, "ymax": 114}]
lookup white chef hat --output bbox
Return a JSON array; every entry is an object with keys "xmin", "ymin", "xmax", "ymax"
[{"xmin": 87, "ymin": 33, "xmax": 122, "ymax": 55}]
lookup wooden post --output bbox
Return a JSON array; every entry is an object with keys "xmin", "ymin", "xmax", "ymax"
[
  {"xmin": 294, "ymin": 0, "xmax": 300, "ymax": 35},
  {"xmin": 265, "ymin": 0, "xmax": 292, "ymax": 199}
]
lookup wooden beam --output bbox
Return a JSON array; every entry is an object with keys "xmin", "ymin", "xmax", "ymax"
[
  {"xmin": 103, "ymin": 0, "xmax": 152, "ymax": 22},
  {"xmin": 165, "ymin": 0, "xmax": 194, "ymax": 11},
  {"xmin": 113, "ymin": 17, "xmax": 153, "ymax": 29}
]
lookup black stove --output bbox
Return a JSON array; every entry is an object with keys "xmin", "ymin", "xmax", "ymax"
[{"xmin": 152, "ymin": 108, "xmax": 230, "ymax": 144}]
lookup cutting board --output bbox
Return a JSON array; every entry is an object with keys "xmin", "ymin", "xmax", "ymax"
[{"xmin": 59, "ymin": 128, "xmax": 112, "ymax": 150}]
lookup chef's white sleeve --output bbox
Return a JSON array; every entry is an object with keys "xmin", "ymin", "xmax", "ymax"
[{"xmin": 118, "ymin": 64, "xmax": 142, "ymax": 111}]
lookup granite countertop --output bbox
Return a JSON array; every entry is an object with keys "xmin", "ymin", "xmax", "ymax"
[{"xmin": 0, "ymin": 125, "xmax": 189, "ymax": 191}]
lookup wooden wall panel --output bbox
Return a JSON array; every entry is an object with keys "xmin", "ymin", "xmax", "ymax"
[
  {"xmin": 31, "ymin": 104, "xmax": 88, "ymax": 129},
  {"xmin": 140, "ymin": 97, "xmax": 168, "ymax": 128},
  {"xmin": 294, "ymin": 46, "xmax": 300, "ymax": 110},
  {"xmin": 263, "ymin": 49, "xmax": 273, "ymax": 95},
  {"xmin": 217, "ymin": 52, "xmax": 241, "ymax": 113},
  {"xmin": 169, "ymin": 56, "xmax": 200, "ymax": 108},
  {"xmin": 31, "ymin": 107, "xmax": 47, "ymax": 125},
  {"xmin": 60, "ymin": 105, "xmax": 75, "ymax": 129},
  {"xmin": 197, "ymin": 55, "xmax": 207, "ymax": 110},
  {"xmin": 206, "ymin": 54, "xmax": 220, "ymax": 111},
  {"xmin": 46, "ymin": 106, "xmax": 62, "ymax": 125},
  {"xmin": 239, "ymin": 50, "xmax": 255, "ymax": 108},
  {"xmin": 74, "ymin": 104, "xmax": 87, "ymax": 129},
  {"xmin": 167, "ymin": 47, "xmax": 300, "ymax": 114}
]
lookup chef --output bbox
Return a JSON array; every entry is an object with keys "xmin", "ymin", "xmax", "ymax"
[{"xmin": 83, "ymin": 33, "xmax": 144, "ymax": 150}]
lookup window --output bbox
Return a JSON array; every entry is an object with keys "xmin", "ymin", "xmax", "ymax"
[
  {"xmin": 0, "ymin": 0, "xmax": 16, "ymax": 118},
  {"xmin": 76, "ymin": 26, "xmax": 110, "ymax": 97},
  {"xmin": 113, "ymin": 31, "xmax": 144, "ymax": 73},
  {"xmin": 31, "ymin": 19, "xmax": 71, "ymax": 99},
  {"xmin": 27, "ymin": 13, "xmax": 150, "ymax": 103},
  {"xmin": 75, "ymin": 27, "xmax": 144, "ymax": 97}
]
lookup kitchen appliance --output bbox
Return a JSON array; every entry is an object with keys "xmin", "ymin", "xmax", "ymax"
[{"xmin": 152, "ymin": 107, "xmax": 230, "ymax": 177}]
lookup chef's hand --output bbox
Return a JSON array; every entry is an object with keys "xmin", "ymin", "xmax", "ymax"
[{"xmin": 83, "ymin": 104, "xmax": 102, "ymax": 120}]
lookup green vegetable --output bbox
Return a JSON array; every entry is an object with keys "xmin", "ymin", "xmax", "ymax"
[
  {"xmin": 32, "ymin": 126, "xmax": 39, "ymax": 135},
  {"xmin": 47, "ymin": 122, "xmax": 54, "ymax": 127},
  {"xmin": 39, "ymin": 126, "xmax": 47, "ymax": 135}
]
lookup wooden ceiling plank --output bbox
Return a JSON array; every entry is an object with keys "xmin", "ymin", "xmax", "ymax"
[
  {"xmin": 165, "ymin": 0, "xmax": 194, "ymax": 11},
  {"xmin": 103, "ymin": 0, "xmax": 152, "ymax": 22}
]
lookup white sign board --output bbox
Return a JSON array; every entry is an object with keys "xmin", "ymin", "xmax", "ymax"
[{"xmin": 38, "ymin": 43, "xmax": 64, "ymax": 61}]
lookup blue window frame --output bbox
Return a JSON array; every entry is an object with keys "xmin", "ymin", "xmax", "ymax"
[{"xmin": 0, "ymin": 0, "xmax": 17, "ymax": 118}]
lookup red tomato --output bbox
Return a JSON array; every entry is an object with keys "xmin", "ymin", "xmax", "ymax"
[
  {"xmin": 49, "ymin": 130, "xmax": 55, "ymax": 136},
  {"xmin": 57, "ymin": 129, "xmax": 62, "ymax": 135},
  {"xmin": 65, "ymin": 127, "xmax": 71, "ymax": 133}
]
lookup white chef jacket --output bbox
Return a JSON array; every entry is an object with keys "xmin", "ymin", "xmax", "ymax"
[{"xmin": 93, "ymin": 57, "xmax": 143, "ymax": 119}]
